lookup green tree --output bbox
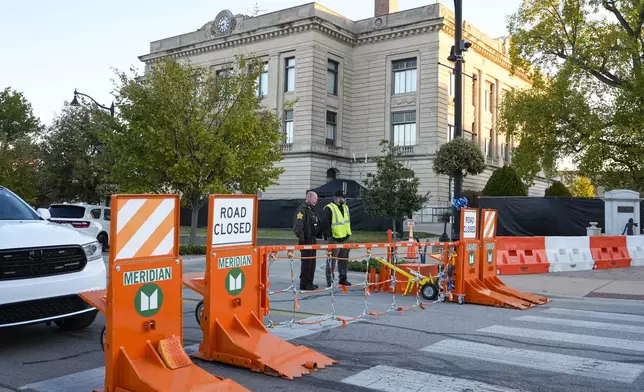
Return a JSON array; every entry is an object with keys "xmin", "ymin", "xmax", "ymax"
[
  {"xmin": 39, "ymin": 105, "xmax": 110, "ymax": 205},
  {"xmin": 105, "ymin": 57, "xmax": 284, "ymax": 244},
  {"xmin": 361, "ymin": 140, "xmax": 430, "ymax": 236},
  {"xmin": 0, "ymin": 87, "xmax": 42, "ymax": 204},
  {"xmin": 570, "ymin": 176, "xmax": 596, "ymax": 197},
  {"xmin": 545, "ymin": 181, "xmax": 572, "ymax": 197},
  {"xmin": 432, "ymin": 137, "xmax": 486, "ymax": 178},
  {"xmin": 501, "ymin": 0, "xmax": 644, "ymax": 191},
  {"xmin": 482, "ymin": 166, "xmax": 528, "ymax": 196}
]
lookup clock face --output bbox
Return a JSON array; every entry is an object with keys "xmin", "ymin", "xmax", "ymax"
[
  {"xmin": 218, "ymin": 17, "xmax": 230, "ymax": 33},
  {"xmin": 213, "ymin": 10, "xmax": 235, "ymax": 36}
]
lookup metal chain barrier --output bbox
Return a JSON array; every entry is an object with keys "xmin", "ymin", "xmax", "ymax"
[{"xmin": 262, "ymin": 242, "xmax": 457, "ymax": 329}]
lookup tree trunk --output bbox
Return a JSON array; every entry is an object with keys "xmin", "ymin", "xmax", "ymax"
[
  {"xmin": 189, "ymin": 197, "xmax": 201, "ymax": 246},
  {"xmin": 391, "ymin": 218, "xmax": 397, "ymax": 239}
]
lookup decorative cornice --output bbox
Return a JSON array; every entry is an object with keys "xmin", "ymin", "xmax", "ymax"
[
  {"xmin": 140, "ymin": 13, "xmax": 526, "ymax": 84},
  {"xmin": 355, "ymin": 24, "xmax": 441, "ymax": 46},
  {"xmin": 440, "ymin": 22, "xmax": 531, "ymax": 83},
  {"xmin": 140, "ymin": 18, "xmax": 442, "ymax": 64}
]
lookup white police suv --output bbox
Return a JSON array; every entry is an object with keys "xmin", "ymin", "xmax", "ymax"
[{"xmin": 0, "ymin": 186, "xmax": 107, "ymax": 330}]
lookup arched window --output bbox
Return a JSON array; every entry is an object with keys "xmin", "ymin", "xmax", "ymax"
[{"xmin": 326, "ymin": 168, "xmax": 338, "ymax": 182}]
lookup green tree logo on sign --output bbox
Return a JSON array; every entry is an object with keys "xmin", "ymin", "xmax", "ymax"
[
  {"xmin": 135, "ymin": 283, "xmax": 164, "ymax": 317},
  {"xmin": 468, "ymin": 251, "xmax": 475, "ymax": 266},
  {"xmin": 225, "ymin": 268, "xmax": 245, "ymax": 296},
  {"xmin": 487, "ymin": 250, "xmax": 493, "ymax": 265}
]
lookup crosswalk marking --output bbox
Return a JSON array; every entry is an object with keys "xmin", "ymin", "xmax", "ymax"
[
  {"xmin": 342, "ymin": 365, "xmax": 523, "ymax": 392},
  {"xmin": 515, "ymin": 315, "xmax": 644, "ymax": 334},
  {"xmin": 543, "ymin": 308, "xmax": 644, "ymax": 323},
  {"xmin": 422, "ymin": 339, "xmax": 644, "ymax": 383},
  {"xmin": 478, "ymin": 325, "xmax": 644, "ymax": 353}
]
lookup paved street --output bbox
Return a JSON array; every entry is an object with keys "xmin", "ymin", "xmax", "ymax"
[{"xmin": 1, "ymin": 254, "xmax": 644, "ymax": 391}]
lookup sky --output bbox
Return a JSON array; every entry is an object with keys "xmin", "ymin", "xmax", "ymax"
[{"xmin": 0, "ymin": 0, "xmax": 522, "ymax": 126}]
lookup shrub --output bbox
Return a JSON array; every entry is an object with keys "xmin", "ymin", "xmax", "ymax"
[
  {"xmin": 433, "ymin": 137, "xmax": 486, "ymax": 177},
  {"xmin": 482, "ymin": 166, "xmax": 528, "ymax": 196},
  {"xmin": 179, "ymin": 244, "xmax": 207, "ymax": 255},
  {"xmin": 545, "ymin": 181, "xmax": 572, "ymax": 197},
  {"xmin": 346, "ymin": 258, "xmax": 408, "ymax": 273}
]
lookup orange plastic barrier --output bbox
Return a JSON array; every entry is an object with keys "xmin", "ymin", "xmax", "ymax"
[
  {"xmin": 452, "ymin": 238, "xmax": 533, "ymax": 309},
  {"xmin": 590, "ymin": 236, "xmax": 632, "ymax": 269},
  {"xmin": 479, "ymin": 239, "xmax": 550, "ymax": 305},
  {"xmin": 80, "ymin": 194, "xmax": 246, "ymax": 392},
  {"xmin": 478, "ymin": 209, "xmax": 549, "ymax": 305},
  {"xmin": 183, "ymin": 195, "xmax": 335, "ymax": 380},
  {"xmin": 496, "ymin": 237, "xmax": 550, "ymax": 275}
]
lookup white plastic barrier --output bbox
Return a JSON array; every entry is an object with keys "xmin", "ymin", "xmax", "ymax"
[
  {"xmin": 545, "ymin": 236, "xmax": 594, "ymax": 272},
  {"xmin": 626, "ymin": 236, "xmax": 644, "ymax": 267}
]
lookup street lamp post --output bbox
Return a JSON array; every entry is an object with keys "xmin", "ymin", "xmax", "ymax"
[
  {"xmin": 70, "ymin": 88, "xmax": 115, "ymax": 117},
  {"xmin": 447, "ymin": 0, "xmax": 471, "ymax": 240}
]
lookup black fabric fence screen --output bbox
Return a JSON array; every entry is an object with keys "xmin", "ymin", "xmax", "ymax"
[
  {"xmin": 179, "ymin": 198, "xmax": 397, "ymax": 232},
  {"xmin": 478, "ymin": 197, "xmax": 606, "ymax": 237}
]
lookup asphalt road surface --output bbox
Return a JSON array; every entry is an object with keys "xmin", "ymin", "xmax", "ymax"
[{"xmin": 1, "ymin": 254, "xmax": 644, "ymax": 392}]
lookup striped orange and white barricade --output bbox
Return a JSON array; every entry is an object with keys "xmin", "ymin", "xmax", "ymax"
[{"xmin": 80, "ymin": 194, "xmax": 247, "ymax": 392}]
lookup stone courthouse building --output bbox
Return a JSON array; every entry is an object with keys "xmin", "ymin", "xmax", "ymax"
[{"xmin": 139, "ymin": 0, "xmax": 550, "ymax": 221}]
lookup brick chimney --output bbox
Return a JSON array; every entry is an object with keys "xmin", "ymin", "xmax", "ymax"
[{"xmin": 375, "ymin": 0, "xmax": 399, "ymax": 17}]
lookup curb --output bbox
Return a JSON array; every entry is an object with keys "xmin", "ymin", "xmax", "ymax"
[{"xmin": 530, "ymin": 290, "xmax": 644, "ymax": 306}]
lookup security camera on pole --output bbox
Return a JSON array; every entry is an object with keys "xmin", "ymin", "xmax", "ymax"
[{"xmin": 447, "ymin": 0, "xmax": 471, "ymax": 240}]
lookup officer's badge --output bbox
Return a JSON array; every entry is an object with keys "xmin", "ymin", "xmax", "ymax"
[{"xmin": 296, "ymin": 212, "xmax": 304, "ymax": 219}]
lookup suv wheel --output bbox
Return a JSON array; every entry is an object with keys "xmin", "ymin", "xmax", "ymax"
[
  {"xmin": 54, "ymin": 310, "xmax": 98, "ymax": 331},
  {"xmin": 97, "ymin": 233, "xmax": 109, "ymax": 251}
]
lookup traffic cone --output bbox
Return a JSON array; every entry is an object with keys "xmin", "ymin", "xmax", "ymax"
[{"xmin": 407, "ymin": 225, "xmax": 416, "ymax": 260}]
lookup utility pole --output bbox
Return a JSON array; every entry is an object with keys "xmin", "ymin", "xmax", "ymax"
[{"xmin": 447, "ymin": 0, "xmax": 471, "ymax": 240}]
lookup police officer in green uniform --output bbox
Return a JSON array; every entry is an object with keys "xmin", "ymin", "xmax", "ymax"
[
  {"xmin": 323, "ymin": 190, "xmax": 352, "ymax": 287},
  {"xmin": 293, "ymin": 191, "xmax": 320, "ymax": 291}
]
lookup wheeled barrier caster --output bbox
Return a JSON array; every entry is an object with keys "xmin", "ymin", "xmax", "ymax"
[
  {"xmin": 195, "ymin": 300, "xmax": 204, "ymax": 326},
  {"xmin": 100, "ymin": 326, "xmax": 106, "ymax": 352},
  {"xmin": 457, "ymin": 295, "xmax": 464, "ymax": 305},
  {"xmin": 420, "ymin": 283, "xmax": 439, "ymax": 301}
]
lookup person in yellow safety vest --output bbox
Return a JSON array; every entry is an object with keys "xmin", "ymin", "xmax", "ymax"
[{"xmin": 322, "ymin": 190, "xmax": 352, "ymax": 287}]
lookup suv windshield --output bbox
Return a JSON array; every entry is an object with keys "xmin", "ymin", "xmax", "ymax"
[
  {"xmin": 0, "ymin": 188, "xmax": 42, "ymax": 221},
  {"xmin": 49, "ymin": 205, "xmax": 87, "ymax": 219}
]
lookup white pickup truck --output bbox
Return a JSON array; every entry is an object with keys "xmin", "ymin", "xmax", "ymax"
[{"xmin": 0, "ymin": 186, "xmax": 107, "ymax": 330}]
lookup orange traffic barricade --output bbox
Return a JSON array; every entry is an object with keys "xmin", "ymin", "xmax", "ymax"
[
  {"xmin": 478, "ymin": 209, "xmax": 550, "ymax": 305},
  {"xmin": 449, "ymin": 208, "xmax": 533, "ymax": 309},
  {"xmin": 183, "ymin": 194, "xmax": 335, "ymax": 380},
  {"xmin": 80, "ymin": 194, "xmax": 247, "ymax": 392},
  {"xmin": 590, "ymin": 236, "xmax": 632, "ymax": 269},
  {"xmin": 496, "ymin": 236, "xmax": 550, "ymax": 275}
]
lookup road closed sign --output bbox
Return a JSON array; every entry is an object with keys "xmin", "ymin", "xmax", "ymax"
[
  {"xmin": 210, "ymin": 195, "xmax": 257, "ymax": 249},
  {"xmin": 461, "ymin": 208, "xmax": 478, "ymax": 239}
]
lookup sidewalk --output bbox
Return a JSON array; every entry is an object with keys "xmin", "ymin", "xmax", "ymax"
[{"xmin": 500, "ymin": 267, "xmax": 644, "ymax": 300}]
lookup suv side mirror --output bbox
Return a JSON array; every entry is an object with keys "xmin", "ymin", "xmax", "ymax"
[{"xmin": 37, "ymin": 208, "xmax": 51, "ymax": 220}]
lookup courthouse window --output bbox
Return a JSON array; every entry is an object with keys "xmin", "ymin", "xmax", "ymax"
[
  {"xmin": 327, "ymin": 60, "xmax": 339, "ymax": 95},
  {"xmin": 393, "ymin": 58, "xmax": 417, "ymax": 94},
  {"xmin": 392, "ymin": 111, "xmax": 417, "ymax": 146},
  {"xmin": 285, "ymin": 57, "xmax": 296, "ymax": 92},
  {"xmin": 448, "ymin": 71, "xmax": 455, "ymax": 97},
  {"xmin": 326, "ymin": 111, "xmax": 337, "ymax": 145},
  {"xmin": 256, "ymin": 62, "xmax": 268, "ymax": 97},
  {"xmin": 283, "ymin": 110, "xmax": 294, "ymax": 144}
]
